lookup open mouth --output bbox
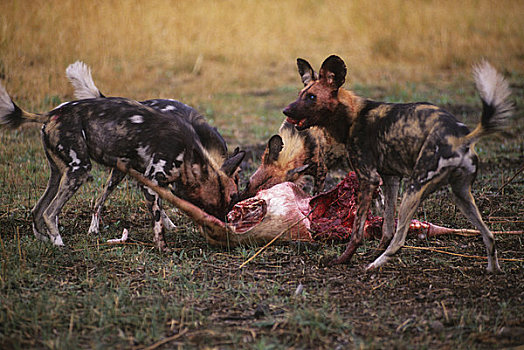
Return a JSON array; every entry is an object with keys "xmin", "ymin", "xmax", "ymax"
[{"xmin": 286, "ymin": 117, "xmax": 307, "ymax": 129}]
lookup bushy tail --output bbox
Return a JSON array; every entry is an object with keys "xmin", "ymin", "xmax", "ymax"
[
  {"xmin": 466, "ymin": 61, "xmax": 513, "ymax": 143},
  {"xmin": 66, "ymin": 61, "xmax": 105, "ymax": 99},
  {"xmin": 0, "ymin": 81, "xmax": 47, "ymax": 128}
]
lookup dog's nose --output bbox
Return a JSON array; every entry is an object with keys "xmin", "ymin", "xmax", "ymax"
[{"xmin": 282, "ymin": 106, "xmax": 292, "ymax": 117}]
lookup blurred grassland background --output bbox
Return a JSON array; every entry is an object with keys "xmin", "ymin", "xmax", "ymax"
[{"xmin": 1, "ymin": 0, "xmax": 523, "ymax": 140}]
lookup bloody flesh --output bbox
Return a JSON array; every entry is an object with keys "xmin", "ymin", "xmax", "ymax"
[{"xmin": 309, "ymin": 172, "xmax": 431, "ymax": 242}]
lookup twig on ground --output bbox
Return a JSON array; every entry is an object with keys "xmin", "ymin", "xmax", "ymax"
[
  {"xmin": 497, "ymin": 163, "xmax": 524, "ymax": 193},
  {"xmin": 404, "ymin": 245, "xmax": 524, "ymax": 262}
]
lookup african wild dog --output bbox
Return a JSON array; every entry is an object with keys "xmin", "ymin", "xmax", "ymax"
[
  {"xmin": 66, "ymin": 61, "xmax": 229, "ymax": 235},
  {"xmin": 284, "ymin": 55, "xmax": 513, "ymax": 273},
  {"xmin": 0, "ymin": 82, "xmax": 244, "ymax": 250},
  {"xmin": 242, "ymin": 120, "xmax": 348, "ymax": 198}
]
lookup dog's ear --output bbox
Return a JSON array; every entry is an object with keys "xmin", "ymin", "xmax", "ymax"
[
  {"xmin": 264, "ymin": 135, "xmax": 284, "ymax": 164},
  {"xmin": 297, "ymin": 58, "xmax": 318, "ymax": 86},
  {"xmin": 221, "ymin": 150, "xmax": 245, "ymax": 177},
  {"xmin": 319, "ymin": 55, "xmax": 346, "ymax": 90},
  {"xmin": 182, "ymin": 150, "xmax": 207, "ymax": 183}
]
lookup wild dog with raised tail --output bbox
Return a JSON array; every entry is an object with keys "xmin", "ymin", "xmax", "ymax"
[
  {"xmin": 0, "ymin": 81, "xmax": 244, "ymax": 250},
  {"xmin": 66, "ymin": 61, "xmax": 229, "ymax": 235},
  {"xmin": 284, "ymin": 55, "xmax": 513, "ymax": 273}
]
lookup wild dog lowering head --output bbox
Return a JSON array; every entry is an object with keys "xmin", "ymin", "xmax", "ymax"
[
  {"xmin": 284, "ymin": 55, "xmax": 513, "ymax": 273},
  {"xmin": 65, "ymin": 61, "xmax": 230, "ymax": 236},
  {"xmin": 242, "ymin": 121, "xmax": 348, "ymax": 198},
  {"xmin": 0, "ymin": 83, "xmax": 244, "ymax": 250}
]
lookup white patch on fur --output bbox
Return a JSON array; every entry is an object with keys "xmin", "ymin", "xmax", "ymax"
[
  {"xmin": 145, "ymin": 186, "xmax": 157, "ymax": 197},
  {"xmin": 175, "ymin": 152, "xmax": 184, "ymax": 162},
  {"xmin": 150, "ymin": 159, "xmax": 167, "ymax": 175},
  {"xmin": 66, "ymin": 61, "xmax": 102, "ymax": 99},
  {"xmin": 424, "ymin": 154, "xmax": 476, "ymax": 182},
  {"xmin": 161, "ymin": 105, "xmax": 176, "ymax": 112},
  {"xmin": 129, "ymin": 115, "xmax": 144, "ymax": 124},
  {"xmin": 69, "ymin": 149, "xmax": 82, "ymax": 171},
  {"xmin": 137, "ymin": 145, "xmax": 151, "ymax": 161},
  {"xmin": 52, "ymin": 102, "xmax": 70, "ymax": 111}
]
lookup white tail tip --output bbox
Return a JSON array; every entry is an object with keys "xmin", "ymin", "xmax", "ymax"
[{"xmin": 66, "ymin": 61, "xmax": 102, "ymax": 99}]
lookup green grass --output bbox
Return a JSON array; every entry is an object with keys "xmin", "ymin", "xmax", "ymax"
[{"xmin": 1, "ymin": 66, "xmax": 524, "ymax": 349}]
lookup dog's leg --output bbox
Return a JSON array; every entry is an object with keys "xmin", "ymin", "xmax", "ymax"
[
  {"xmin": 367, "ymin": 181, "xmax": 426, "ymax": 270},
  {"xmin": 32, "ymin": 149, "xmax": 62, "ymax": 241},
  {"xmin": 42, "ymin": 169, "xmax": 90, "ymax": 245},
  {"xmin": 378, "ymin": 176, "xmax": 400, "ymax": 250},
  {"xmin": 313, "ymin": 162, "xmax": 328, "ymax": 194},
  {"xmin": 89, "ymin": 168, "xmax": 126, "ymax": 234},
  {"xmin": 330, "ymin": 179, "xmax": 378, "ymax": 265},
  {"xmin": 161, "ymin": 209, "xmax": 176, "ymax": 231},
  {"xmin": 138, "ymin": 183, "xmax": 176, "ymax": 231},
  {"xmin": 142, "ymin": 185, "xmax": 168, "ymax": 251},
  {"xmin": 450, "ymin": 176, "xmax": 502, "ymax": 273}
]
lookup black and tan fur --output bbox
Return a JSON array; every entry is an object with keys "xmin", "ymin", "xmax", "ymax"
[
  {"xmin": 243, "ymin": 120, "xmax": 348, "ymax": 198},
  {"xmin": 0, "ymin": 82, "xmax": 244, "ymax": 250},
  {"xmin": 284, "ymin": 55, "xmax": 513, "ymax": 273},
  {"xmin": 65, "ymin": 61, "xmax": 229, "ymax": 235}
]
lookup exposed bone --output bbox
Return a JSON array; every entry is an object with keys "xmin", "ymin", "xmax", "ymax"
[{"xmin": 107, "ymin": 228, "xmax": 129, "ymax": 244}]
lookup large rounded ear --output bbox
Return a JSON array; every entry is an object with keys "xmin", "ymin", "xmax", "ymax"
[
  {"xmin": 263, "ymin": 135, "xmax": 284, "ymax": 164},
  {"xmin": 297, "ymin": 58, "xmax": 318, "ymax": 86},
  {"xmin": 319, "ymin": 55, "xmax": 347, "ymax": 89},
  {"xmin": 221, "ymin": 150, "xmax": 245, "ymax": 177}
]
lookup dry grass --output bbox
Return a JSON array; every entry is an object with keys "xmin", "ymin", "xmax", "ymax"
[{"xmin": 1, "ymin": 0, "xmax": 523, "ymax": 111}]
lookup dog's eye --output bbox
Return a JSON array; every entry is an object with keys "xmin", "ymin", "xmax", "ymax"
[{"xmin": 307, "ymin": 94, "xmax": 316, "ymax": 101}]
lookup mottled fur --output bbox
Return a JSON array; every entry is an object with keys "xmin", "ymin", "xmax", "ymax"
[
  {"xmin": 243, "ymin": 120, "xmax": 347, "ymax": 198},
  {"xmin": 0, "ymin": 82, "xmax": 244, "ymax": 250},
  {"xmin": 66, "ymin": 61, "xmax": 229, "ymax": 235},
  {"xmin": 284, "ymin": 55, "xmax": 513, "ymax": 273}
]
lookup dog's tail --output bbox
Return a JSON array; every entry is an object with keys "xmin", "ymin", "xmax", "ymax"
[
  {"xmin": 66, "ymin": 61, "xmax": 105, "ymax": 99},
  {"xmin": 0, "ymin": 81, "xmax": 48, "ymax": 128},
  {"xmin": 465, "ymin": 61, "xmax": 513, "ymax": 144}
]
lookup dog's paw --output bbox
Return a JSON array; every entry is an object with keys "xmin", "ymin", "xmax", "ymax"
[
  {"xmin": 365, "ymin": 262, "xmax": 378, "ymax": 271},
  {"xmin": 486, "ymin": 265, "xmax": 504, "ymax": 274},
  {"xmin": 88, "ymin": 213, "xmax": 100, "ymax": 234},
  {"xmin": 366, "ymin": 253, "xmax": 389, "ymax": 271},
  {"xmin": 50, "ymin": 234, "xmax": 64, "ymax": 246}
]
